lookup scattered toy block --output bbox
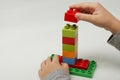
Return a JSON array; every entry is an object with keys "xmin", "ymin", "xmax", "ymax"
[
  {"xmin": 69, "ymin": 61, "xmax": 97, "ymax": 78},
  {"xmin": 62, "ymin": 50, "xmax": 77, "ymax": 58},
  {"xmin": 62, "ymin": 24, "xmax": 78, "ymax": 38},
  {"xmin": 62, "ymin": 57, "xmax": 76, "ymax": 65},
  {"xmin": 64, "ymin": 8, "xmax": 80, "ymax": 23},
  {"xmin": 70, "ymin": 59, "xmax": 89, "ymax": 70}
]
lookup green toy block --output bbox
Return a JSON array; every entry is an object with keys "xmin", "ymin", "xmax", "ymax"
[
  {"xmin": 62, "ymin": 24, "xmax": 78, "ymax": 38},
  {"xmin": 69, "ymin": 61, "xmax": 97, "ymax": 78},
  {"xmin": 50, "ymin": 54, "xmax": 97, "ymax": 78},
  {"xmin": 63, "ymin": 44, "xmax": 77, "ymax": 52},
  {"xmin": 51, "ymin": 54, "xmax": 55, "ymax": 60}
]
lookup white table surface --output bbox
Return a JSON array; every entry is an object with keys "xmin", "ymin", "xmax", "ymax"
[{"xmin": 0, "ymin": 0, "xmax": 120, "ymax": 80}]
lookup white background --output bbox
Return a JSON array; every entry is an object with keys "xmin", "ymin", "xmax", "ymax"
[{"xmin": 0, "ymin": 0, "xmax": 120, "ymax": 80}]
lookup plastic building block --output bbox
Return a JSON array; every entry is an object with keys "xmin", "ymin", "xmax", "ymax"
[
  {"xmin": 62, "ymin": 24, "xmax": 78, "ymax": 38},
  {"xmin": 50, "ymin": 54, "xmax": 97, "ymax": 78},
  {"xmin": 62, "ymin": 37, "xmax": 75, "ymax": 45},
  {"xmin": 64, "ymin": 8, "xmax": 80, "ymax": 23},
  {"xmin": 62, "ymin": 35, "xmax": 78, "ymax": 45},
  {"xmin": 51, "ymin": 54, "xmax": 54, "ymax": 60},
  {"xmin": 63, "ymin": 44, "xmax": 77, "ymax": 52},
  {"xmin": 59, "ymin": 56, "xmax": 63, "ymax": 63},
  {"xmin": 51, "ymin": 54, "xmax": 89, "ymax": 70},
  {"xmin": 62, "ymin": 57, "xmax": 76, "ymax": 65},
  {"xmin": 70, "ymin": 59, "xmax": 89, "ymax": 70},
  {"xmin": 69, "ymin": 61, "xmax": 97, "ymax": 78},
  {"xmin": 50, "ymin": 54, "xmax": 62, "ymax": 63},
  {"xmin": 62, "ymin": 50, "xmax": 77, "ymax": 58}
]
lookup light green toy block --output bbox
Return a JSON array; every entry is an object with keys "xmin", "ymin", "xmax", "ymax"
[
  {"xmin": 62, "ymin": 24, "xmax": 78, "ymax": 38},
  {"xmin": 62, "ymin": 44, "xmax": 77, "ymax": 52}
]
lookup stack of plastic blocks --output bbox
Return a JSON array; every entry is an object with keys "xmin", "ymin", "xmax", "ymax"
[
  {"xmin": 50, "ymin": 54, "xmax": 97, "ymax": 78},
  {"xmin": 62, "ymin": 24, "xmax": 78, "ymax": 65},
  {"xmin": 50, "ymin": 8, "xmax": 97, "ymax": 78}
]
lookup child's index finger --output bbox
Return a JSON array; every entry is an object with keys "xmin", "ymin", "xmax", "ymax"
[
  {"xmin": 52, "ymin": 55, "xmax": 59, "ymax": 63},
  {"xmin": 69, "ymin": 2, "xmax": 97, "ymax": 10}
]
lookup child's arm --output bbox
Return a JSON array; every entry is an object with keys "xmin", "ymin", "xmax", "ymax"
[
  {"xmin": 38, "ymin": 55, "xmax": 70, "ymax": 80},
  {"xmin": 70, "ymin": 2, "xmax": 120, "ymax": 50},
  {"xmin": 107, "ymin": 32, "xmax": 120, "ymax": 51}
]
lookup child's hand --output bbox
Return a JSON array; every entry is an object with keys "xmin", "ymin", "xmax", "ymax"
[
  {"xmin": 38, "ymin": 55, "xmax": 69, "ymax": 80},
  {"xmin": 70, "ymin": 2, "xmax": 120, "ymax": 34}
]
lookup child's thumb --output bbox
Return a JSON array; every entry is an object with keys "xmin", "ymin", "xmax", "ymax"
[{"xmin": 75, "ymin": 13, "xmax": 94, "ymax": 23}]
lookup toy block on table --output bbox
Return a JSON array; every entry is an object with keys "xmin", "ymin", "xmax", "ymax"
[
  {"xmin": 64, "ymin": 8, "xmax": 80, "ymax": 23},
  {"xmin": 51, "ymin": 54, "xmax": 89, "ymax": 70},
  {"xmin": 51, "ymin": 54, "xmax": 88, "ymax": 70},
  {"xmin": 69, "ymin": 61, "xmax": 97, "ymax": 78},
  {"xmin": 62, "ymin": 24, "xmax": 78, "ymax": 38},
  {"xmin": 70, "ymin": 59, "xmax": 89, "ymax": 70},
  {"xmin": 50, "ymin": 54, "xmax": 97, "ymax": 78}
]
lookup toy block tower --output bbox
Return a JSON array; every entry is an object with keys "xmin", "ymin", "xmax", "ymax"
[
  {"xmin": 50, "ymin": 8, "xmax": 97, "ymax": 78},
  {"xmin": 62, "ymin": 24, "xmax": 78, "ymax": 65}
]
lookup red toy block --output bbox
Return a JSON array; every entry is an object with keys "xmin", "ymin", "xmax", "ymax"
[
  {"xmin": 53, "ymin": 55, "xmax": 89, "ymax": 70},
  {"xmin": 62, "ymin": 35, "xmax": 78, "ymax": 45},
  {"xmin": 64, "ymin": 8, "xmax": 80, "ymax": 23},
  {"xmin": 62, "ymin": 37, "xmax": 75, "ymax": 45},
  {"xmin": 59, "ymin": 56, "xmax": 63, "ymax": 63},
  {"xmin": 70, "ymin": 59, "xmax": 89, "ymax": 70}
]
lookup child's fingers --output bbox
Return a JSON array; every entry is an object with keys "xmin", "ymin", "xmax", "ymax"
[
  {"xmin": 75, "ymin": 13, "xmax": 95, "ymax": 23},
  {"xmin": 41, "ymin": 60, "xmax": 46, "ymax": 68},
  {"xmin": 46, "ymin": 57, "xmax": 51, "ymax": 64},
  {"xmin": 52, "ymin": 55, "xmax": 59, "ymax": 63},
  {"xmin": 61, "ymin": 63, "xmax": 69, "ymax": 73},
  {"xmin": 38, "ymin": 69, "xmax": 42, "ymax": 75},
  {"xmin": 62, "ymin": 63, "xmax": 69, "ymax": 67},
  {"xmin": 69, "ymin": 2, "xmax": 97, "ymax": 9},
  {"xmin": 38, "ymin": 69, "xmax": 43, "ymax": 78},
  {"xmin": 62, "ymin": 63, "xmax": 69, "ymax": 68}
]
